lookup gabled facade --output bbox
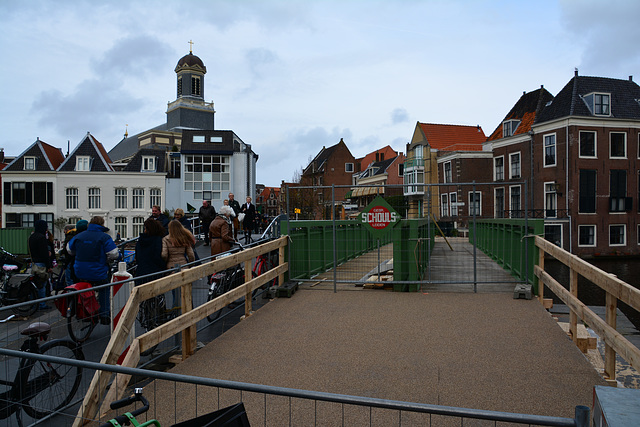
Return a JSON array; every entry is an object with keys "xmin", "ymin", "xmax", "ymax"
[
  {"xmin": 350, "ymin": 153, "xmax": 406, "ymax": 207},
  {"xmin": 301, "ymin": 138, "xmax": 355, "ymax": 219},
  {"xmin": 403, "ymin": 122, "xmax": 487, "ymax": 218},
  {"xmin": 256, "ymin": 186, "xmax": 280, "ymax": 218},
  {"xmin": 355, "ymin": 145, "xmax": 399, "ymax": 173},
  {"xmin": 530, "ymin": 72, "xmax": 640, "ymax": 256}
]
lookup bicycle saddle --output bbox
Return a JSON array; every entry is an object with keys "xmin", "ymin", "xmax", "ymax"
[
  {"xmin": 21, "ymin": 322, "xmax": 52, "ymax": 338},
  {"xmin": 2, "ymin": 264, "xmax": 18, "ymax": 272}
]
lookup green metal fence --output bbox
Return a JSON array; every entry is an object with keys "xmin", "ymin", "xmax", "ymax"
[
  {"xmin": 0, "ymin": 227, "xmax": 32, "ymax": 255},
  {"xmin": 471, "ymin": 219, "xmax": 544, "ymax": 291}
]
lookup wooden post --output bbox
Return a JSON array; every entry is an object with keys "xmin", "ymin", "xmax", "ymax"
[
  {"xmin": 244, "ymin": 260, "xmax": 253, "ymax": 318},
  {"xmin": 279, "ymin": 245, "xmax": 285, "ymax": 287},
  {"xmin": 98, "ymin": 339, "xmax": 141, "ymax": 418},
  {"xmin": 569, "ymin": 268, "xmax": 578, "ymax": 344},
  {"xmin": 604, "ymin": 291, "xmax": 617, "ymax": 382},
  {"xmin": 181, "ymin": 282, "xmax": 196, "ymax": 360}
]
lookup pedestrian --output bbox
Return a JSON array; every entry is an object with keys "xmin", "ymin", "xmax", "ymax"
[
  {"xmin": 28, "ymin": 220, "xmax": 53, "ymax": 310},
  {"xmin": 198, "ymin": 200, "xmax": 216, "ymax": 246},
  {"xmin": 134, "ymin": 218, "xmax": 167, "ymax": 286},
  {"xmin": 240, "ymin": 196, "xmax": 256, "ymax": 243},
  {"xmin": 209, "ymin": 205, "xmax": 236, "ymax": 257},
  {"xmin": 173, "ymin": 208, "xmax": 192, "ymax": 233},
  {"xmin": 161, "ymin": 220, "xmax": 195, "ymax": 270},
  {"xmin": 67, "ymin": 216, "xmax": 120, "ymax": 324},
  {"xmin": 228, "ymin": 193, "xmax": 241, "ymax": 240},
  {"xmin": 149, "ymin": 205, "xmax": 170, "ymax": 233}
]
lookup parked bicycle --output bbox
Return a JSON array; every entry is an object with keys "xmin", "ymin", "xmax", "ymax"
[
  {"xmin": 136, "ymin": 293, "xmax": 178, "ymax": 357},
  {"xmin": 0, "ymin": 262, "xmax": 39, "ymax": 318},
  {"xmin": 0, "ymin": 321, "xmax": 84, "ymax": 427},
  {"xmin": 251, "ymin": 249, "xmax": 279, "ymax": 290}
]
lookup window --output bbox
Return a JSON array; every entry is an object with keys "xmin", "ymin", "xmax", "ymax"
[
  {"xmin": 76, "ymin": 156, "xmax": 91, "ymax": 171},
  {"xmin": 441, "ymin": 194, "xmax": 449, "ymax": 217},
  {"xmin": 115, "ymin": 188, "xmax": 127, "ymax": 209},
  {"xmin": 443, "ymin": 162, "xmax": 452, "ymax": 183},
  {"xmin": 132, "ymin": 188, "xmax": 144, "ymax": 209},
  {"xmin": 398, "ymin": 163, "xmax": 404, "ymax": 176},
  {"xmin": 403, "ymin": 169, "xmax": 424, "ymax": 195},
  {"xmin": 610, "ymin": 169, "xmax": 628, "ymax": 212},
  {"xmin": 578, "ymin": 225, "xmax": 596, "ymax": 247},
  {"xmin": 594, "ymin": 94, "xmax": 610, "ymax": 115},
  {"xmin": 345, "ymin": 163, "xmax": 354, "ymax": 173},
  {"xmin": 502, "ymin": 120, "xmax": 520, "ymax": 137},
  {"xmin": 24, "ymin": 157, "xmax": 36, "ymax": 170},
  {"xmin": 495, "ymin": 188, "xmax": 505, "ymax": 218},
  {"xmin": 114, "ymin": 217, "xmax": 127, "ymax": 239},
  {"xmin": 579, "ymin": 170, "xmax": 596, "ymax": 213},
  {"xmin": 10, "ymin": 182, "xmax": 26, "ymax": 204},
  {"xmin": 544, "ymin": 134, "xmax": 556, "ymax": 166},
  {"xmin": 610, "ymin": 132, "xmax": 626, "ymax": 158},
  {"xmin": 450, "ymin": 192, "xmax": 458, "ymax": 216},
  {"xmin": 66, "ymin": 187, "xmax": 79, "ymax": 210},
  {"xmin": 609, "ymin": 224, "xmax": 626, "ymax": 246},
  {"xmin": 68, "ymin": 216, "xmax": 81, "ymax": 226},
  {"xmin": 469, "ymin": 192, "xmax": 481, "ymax": 216},
  {"xmin": 177, "ymin": 76, "xmax": 182, "ymax": 97},
  {"xmin": 545, "ymin": 225, "xmax": 562, "ymax": 247},
  {"xmin": 150, "ymin": 188, "xmax": 162, "ymax": 208},
  {"xmin": 4, "ymin": 182, "xmax": 52, "ymax": 205},
  {"xmin": 494, "ymin": 156, "xmax": 504, "ymax": 181},
  {"xmin": 544, "ymin": 183, "xmax": 557, "ymax": 218},
  {"xmin": 183, "ymin": 155, "xmax": 229, "ymax": 201},
  {"xmin": 142, "ymin": 156, "xmax": 156, "ymax": 172},
  {"xmin": 510, "ymin": 186, "xmax": 521, "ymax": 218},
  {"xmin": 193, "ymin": 135, "xmax": 205, "ymax": 143},
  {"xmin": 191, "ymin": 76, "xmax": 201, "ymax": 95},
  {"xmin": 133, "ymin": 217, "xmax": 145, "ymax": 237},
  {"xmin": 88, "ymin": 188, "xmax": 101, "ymax": 209},
  {"xmin": 33, "ymin": 182, "xmax": 52, "ymax": 205},
  {"xmin": 509, "ymin": 152, "xmax": 521, "ymax": 179},
  {"xmin": 210, "ymin": 136, "xmax": 223, "ymax": 143},
  {"xmin": 414, "ymin": 145, "xmax": 423, "ymax": 159},
  {"xmin": 579, "ymin": 131, "xmax": 596, "ymax": 158}
]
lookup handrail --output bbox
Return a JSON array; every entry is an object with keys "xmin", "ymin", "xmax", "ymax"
[
  {"xmin": 534, "ymin": 235, "xmax": 640, "ymax": 383},
  {"xmin": 74, "ymin": 236, "xmax": 289, "ymax": 427}
]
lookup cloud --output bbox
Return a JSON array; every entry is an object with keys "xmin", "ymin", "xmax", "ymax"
[
  {"xmin": 91, "ymin": 35, "xmax": 174, "ymax": 78},
  {"xmin": 390, "ymin": 108, "xmax": 409, "ymax": 125}
]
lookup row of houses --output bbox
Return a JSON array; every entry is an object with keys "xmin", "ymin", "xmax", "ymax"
[{"xmin": 288, "ymin": 71, "xmax": 640, "ymax": 258}]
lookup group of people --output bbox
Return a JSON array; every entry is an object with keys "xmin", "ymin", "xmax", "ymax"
[{"xmin": 199, "ymin": 192, "xmax": 256, "ymax": 252}]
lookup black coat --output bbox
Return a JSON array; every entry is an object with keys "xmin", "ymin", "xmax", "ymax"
[
  {"xmin": 240, "ymin": 203, "xmax": 256, "ymax": 230},
  {"xmin": 134, "ymin": 233, "xmax": 165, "ymax": 284}
]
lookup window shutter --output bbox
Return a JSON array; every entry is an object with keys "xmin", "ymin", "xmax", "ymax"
[
  {"xmin": 3, "ymin": 182, "xmax": 10, "ymax": 205},
  {"xmin": 47, "ymin": 182, "xmax": 53, "ymax": 205},
  {"xmin": 26, "ymin": 182, "xmax": 33, "ymax": 205}
]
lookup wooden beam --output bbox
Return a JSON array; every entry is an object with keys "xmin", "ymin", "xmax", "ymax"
[
  {"xmin": 97, "ymin": 339, "xmax": 141, "ymax": 419},
  {"xmin": 605, "ymin": 292, "xmax": 617, "ymax": 381},
  {"xmin": 535, "ymin": 266, "xmax": 640, "ymax": 374}
]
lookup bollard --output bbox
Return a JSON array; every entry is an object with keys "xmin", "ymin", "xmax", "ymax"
[{"xmin": 574, "ymin": 405, "xmax": 590, "ymax": 427}]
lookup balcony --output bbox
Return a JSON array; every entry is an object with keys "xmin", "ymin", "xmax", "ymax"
[{"xmin": 403, "ymin": 157, "xmax": 425, "ymax": 170}]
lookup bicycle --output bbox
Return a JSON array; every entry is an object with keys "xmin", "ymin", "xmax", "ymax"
[
  {"xmin": 136, "ymin": 293, "xmax": 178, "ymax": 357},
  {"xmin": 251, "ymin": 249, "xmax": 279, "ymax": 291},
  {"xmin": 0, "ymin": 263, "xmax": 39, "ymax": 318},
  {"xmin": 206, "ymin": 258, "xmax": 245, "ymax": 322},
  {"xmin": 0, "ymin": 321, "xmax": 84, "ymax": 427}
]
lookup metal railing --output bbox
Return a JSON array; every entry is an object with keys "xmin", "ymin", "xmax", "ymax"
[{"xmin": 0, "ymin": 348, "xmax": 591, "ymax": 426}]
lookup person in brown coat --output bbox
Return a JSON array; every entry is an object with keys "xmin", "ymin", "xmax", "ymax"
[{"xmin": 209, "ymin": 205, "xmax": 236, "ymax": 257}]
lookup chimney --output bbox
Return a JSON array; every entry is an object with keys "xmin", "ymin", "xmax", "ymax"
[
  {"xmin": 575, "ymin": 68, "xmax": 579, "ymax": 77},
  {"xmin": 630, "ymin": 75, "xmax": 633, "ymax": 81}
]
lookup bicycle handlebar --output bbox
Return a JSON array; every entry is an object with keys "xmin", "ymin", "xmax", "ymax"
[{"xmin": 100, "ymin": 388, "xmax": 150, "ymax": 427}]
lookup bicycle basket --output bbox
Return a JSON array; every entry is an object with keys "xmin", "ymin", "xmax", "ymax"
[{"xmin": 5, "ymin": 273, "xmax": 31, "ymax": 299}]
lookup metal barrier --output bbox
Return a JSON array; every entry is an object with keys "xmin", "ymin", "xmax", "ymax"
[{"xmin": 0, "ymin": 348, "xmax": 591, "ymax": 426}]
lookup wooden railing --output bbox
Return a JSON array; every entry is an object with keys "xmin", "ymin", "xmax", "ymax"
[
  {"xmin": 74, "ymin": 236, "xmax": 288, "ymax": 426},
  {"xmin": 534, "ymin": 236, "xmax": 640, "ymax": 384}
]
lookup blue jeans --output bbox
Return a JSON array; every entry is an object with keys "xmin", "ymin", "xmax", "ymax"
[
  {"xmin": 97, "ymin": 286, "xmax": 110, "ymax": 318},
  {"xmin": 35, "ymin": 263, "xmax": 48, "ymax": 308}
]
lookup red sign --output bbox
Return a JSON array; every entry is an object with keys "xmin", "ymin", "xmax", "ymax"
[{"xmin": 362, "ymin": 206, "xmax": 399, "ymax": 230}]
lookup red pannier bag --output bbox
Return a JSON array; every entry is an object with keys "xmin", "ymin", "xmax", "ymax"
[{"xmin": 55, "ymin": 282, "xmax": 100, "ymax": 319}]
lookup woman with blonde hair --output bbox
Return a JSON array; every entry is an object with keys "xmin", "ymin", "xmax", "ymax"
[{"xmin": 162, "ymin": 220, "xmax": 195, "ymax": 270}]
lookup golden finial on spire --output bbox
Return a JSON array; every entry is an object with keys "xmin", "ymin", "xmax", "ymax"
[
  {"xmin": 124, "ymin": 124, "xmax": 129, "ymax": 138},
  {"xmin": 188, "ymin": 40, "xmax": 194, "ymax": 54}
]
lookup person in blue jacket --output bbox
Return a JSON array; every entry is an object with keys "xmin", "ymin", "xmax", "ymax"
[{"xmin": 67, "ymin": 216, "xmax": 120, "ymax": 324}]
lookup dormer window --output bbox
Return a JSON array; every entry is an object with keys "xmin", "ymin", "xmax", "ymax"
[
  {"xmin": 24, "ymin": 156, "xmax": 36, "ymax": 170},
  {"xmin": 502, "ymin": 120, "xmax": 520, "ymax": 137},
  {"xmin": 76, "ymin": 156, "xmax": 91, "ymax": 171},
  {"xmin": 193, "ymin": 135, "xmax": 205, "ymax": 143},
  {"xmin": 582, "ymin": 92, "xmax": 610, "ymax": 116},
  {"xmin": 142, "ymin": 156, "xmax": 156, "ymax": 172}
]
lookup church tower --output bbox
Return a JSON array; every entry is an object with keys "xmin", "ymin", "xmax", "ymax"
[{"xmin": 166, "ymin": 42, "xmax": 216, "ymax": 131}]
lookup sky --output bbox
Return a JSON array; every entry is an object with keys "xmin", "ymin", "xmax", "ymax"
[{"xmin": 1, "ymin": 0, "xmax": 639, "ymax": 187}]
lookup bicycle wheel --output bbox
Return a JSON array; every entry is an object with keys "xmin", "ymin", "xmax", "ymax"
[
  {"xmin": 22, "ymin": 339, "xmax": 84, "ymax": 419},
  {"xmin": 67, "ymin": 299, "xmax": 96, "ymax": 343},
  {"xmin": 206, "ymin": 274, "xmax": 229, "ymax": 322},
  {"xmin": 137, "ymin": 297, "xmax": 163, "ymax": 357},
  {"xmin": 11, "ymin": 282, "xmax": 38, "ymax": 317}
]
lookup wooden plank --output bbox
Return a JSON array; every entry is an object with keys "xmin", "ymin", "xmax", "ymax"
[
  {"xmin": 181, "ymin": 282, "xmax": 196, "ymax": 360},
  {"xmin": 97, "ymin": 339, "xmax": 140, "ymax": 419},
  {"xmin": 570, "ymin": 269, "xmax": 578, "ymax": 345},
  {"xmin": 244, "ymin": 260, "xmax": 253, "ymax": 317},
  {"xmin": 605, "ymin": 292, "xmax": 617, "ymax": 380},
  {"xmin": 535, "ymin": 266, "xmax": 640, "ymax": 374}
]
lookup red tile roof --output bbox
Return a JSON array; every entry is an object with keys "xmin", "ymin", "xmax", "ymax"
[
  {"xmin": 419, "ymin": 123, "xmax": 486, "ymax": 151},
  {"xmin": 39, "ymin": 140, "xmax": 65, "ymax": 169}
]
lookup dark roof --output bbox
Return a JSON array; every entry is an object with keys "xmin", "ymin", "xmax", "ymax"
[
  {"xmin": 122, "ymin": 148, "xmax": 167, "ymax": 173},
  {"xmin": 3, "ymin": 139, "xmax": 65, "ymax": 171},
  {"xmin": 535, "ymin": 74, "xmax": 640, "ymax": 124},
  {"xmin": 359, "ymin": 156, "xmax": 397, "ymax": 178},
  {"xmin": 303, "ymin": 138, "xmax": 352, "ymax": 175},
  {"xmin": 58, "ymin": 133, "xmax": 113, "ymax": 172},
  {"xmin": 487, "ymin": 87, "xmax": 554, "ymax": 141},
  {"xmin": 108, "ymin": 123, "xmax": 168, "ymax": 162},
  {"xmin": 175, "ymin": 53, "xmax": 206, "ymax": 73}
]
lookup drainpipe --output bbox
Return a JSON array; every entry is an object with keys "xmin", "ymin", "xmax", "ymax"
[
  {"xmin": 566, "ymin": 123, "xmax": 571, "ymax": 252},
  {"xmin": 528, "ymin": 130, "xmax": 535, "ymax": 213}
]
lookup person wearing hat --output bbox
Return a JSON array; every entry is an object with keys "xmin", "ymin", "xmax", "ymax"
[
  {"xmin": 59, "ymin": 220, "xmax": 88, "ymax": 287},
  {"xmin": 173, "ymin": 208, "xmax": 192, "ymax": 232},
  {"xmin": 28, "ymin": 219, "xmax": 53, "ymax": 309}
]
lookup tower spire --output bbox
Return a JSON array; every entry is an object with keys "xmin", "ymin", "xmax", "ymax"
[{"xmin": 188, "ymin": 39, "xmax": 194, "ymax": 54}]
